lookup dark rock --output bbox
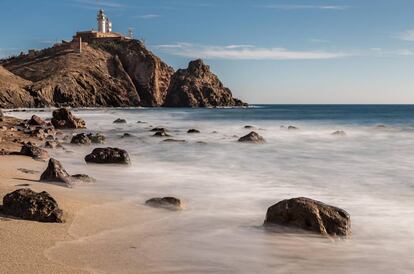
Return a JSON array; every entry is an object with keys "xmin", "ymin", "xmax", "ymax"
[
  {"xmin": 238, "ymin": 131, "xmax": 265, "ymax": 144},
  {"xmin": 70, "ymin": 174, "xmax": 96, "ymax": 183},
  {"xmin": 0, "ymin": 109, "xmax": 3, "ymax": 121},
  {"xmin": 85, "ymin": 147, "xmax": 130, "ymax": 164},
  {"xmin": 51, "ymin": 108, "xmax": 86, "ymax": 129},
  {"xmin": 87, "ymin": 133, "xmax": 106, "ymax": 144},
  {"xmin": 153, "ymin": 131, "xmax": 171, "ymax": 137},
  {"xmin": 145, "ymin": 197, "xmax": 182, "ymax": 210},
  {"xmin": 264, "ymin": 197, "xmax": 351, "ymax": 237},
  {"xmin": 137, "ymin": 121, "xmax": 147, "ymax": 124},
  {"xmin": 39, "ymin": 158, "xmax": 71, "ymax": 185},
  {"xmin": 164, "ymin": 59, "xmax": 246, "ymax": 107},
  {"xmin": 244, "ymin": 125, "xmax": 255, "ymax": 129},
  {"xmin": 163, "ymin": 139, "xmax": 186, "ymax": 143},
  {"xmin": 113, "ymin": 118, "xmax": 127, "ymax": 124},
  {"xmin": 288, "ymin": 126, "xmax": 299, "ymax": 130},
  {"xmin": 332, "ymin": 130, "xmax": 346, "ymax": 136},
  {"xmin": 2, "ymin": 188, "xmax": 63, "ymax": 223},
  {"xmin": 187, "ymin": 129, "xmax": 200, "ymax": 134},
  {"xmin": 71, "ymin": 133, "xmax": 91, "ymax": 145},
  {"xmin": 44, "ymin": 140, "xmax": 62, "ymax": 149},
  {"xmin": 18, "ymin": 142, "xmax": 49, "ymax": 160},
  {"xmin": 121, "ymin": 133, "xmax": 134, "ymax": 138},
  {"xmin": 28, "ymin": 115, "xmax": 46, "ymax": 126},
  {"xmin": 150, "ymin": 127, "xmax": 167, "ymax": 132}
]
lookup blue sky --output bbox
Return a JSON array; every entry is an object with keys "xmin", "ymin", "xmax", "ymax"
[{"xmin": 0, "ymin": 0, "xmax": 413, "ymax": 104}]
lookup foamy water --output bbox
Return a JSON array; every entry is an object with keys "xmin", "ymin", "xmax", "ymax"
[{"xmin": 9, "ymin": 106, "xmax": 414, "ymax": 273}]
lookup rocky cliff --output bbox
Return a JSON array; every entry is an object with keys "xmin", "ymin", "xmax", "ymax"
[
  {"xmin": 0, "ymin": 65, "xmax": 34, "ymax": 108},
  {"xmin": 0, "ymin": 40, "xmax": 245, "ymax": 108},
  {"xmin": 164, "ymin": 59, "xmax": 246, "ymax": 107}
]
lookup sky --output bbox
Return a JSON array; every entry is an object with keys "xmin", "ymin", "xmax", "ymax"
[{"xmin": 0, "ymin": 0, "xmax": 413, "ymax": 104}]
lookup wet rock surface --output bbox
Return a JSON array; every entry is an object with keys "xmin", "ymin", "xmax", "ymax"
[
  {"xmin": 238, "ymin": 131, "xmax": 265, "ymax": 144},
  {"xmin": 145, "ymin": 197, "xmax": 182, "ymax": 210},
  {"xmin": 187, "ymin": 129, "xmax": 200, "ymax": 134},
  {"xmin": 264, "ymin": 197, "xmax": 351, "ymax": 237},
  {"xmin": 113, "ymin": 118, "xmax": 127, "ymax": 124},
  {"xmin": 85, "ymin": 147, "xmax": 130, "ymax": 164},
  {"xmin": 1, "ymin": 188, "xmax": 63, "ymax": 223},
  {"xmin": 51, "ymin": 108, "xmax": 86, "ymax": 129},
  {"xmin": 70, "ymin": 133, "xmax": 91, "ymax": 145}
]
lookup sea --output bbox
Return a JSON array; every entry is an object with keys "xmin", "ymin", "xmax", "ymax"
[{"xmin": 10, "ymin": 105, "xmax": 414, "ymax": 274}]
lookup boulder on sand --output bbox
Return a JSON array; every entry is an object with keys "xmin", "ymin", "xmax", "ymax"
[
  {"xmin": 1, "ymin": 188, "xmax": 63, "ymax": 223},
  {"xmin": 18, "ymin": 142, "xmax": 49, "ymax": 160},
  {"xmin": 51, "ymin": 108, "xmax": 86, "ymax": 129},
  {"xmin": 145, "ymin": 197, "xmax": 182, "ymax": 210},
  {"xmin": 238, "ymin": 131, "xmax": 265, "ymax": 144},
  {"xmin": 28, "ymin": 115, "xmax": 46, "ymax": 126},
  {"xmin": 85, "ymin": 147, "xmax": 130, "ymax": 164},
  {"xmin": 40, "ymin": 158, "xmax": 71, "ymax": 185},
  {"xmin": 264, "ymin": 197, "xmax": 351, "ymax": 237}
]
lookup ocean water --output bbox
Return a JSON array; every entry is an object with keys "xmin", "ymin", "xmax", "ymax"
[{"xmin": 10, "ymin": 105, "xmax": 414, "ymax": 273}]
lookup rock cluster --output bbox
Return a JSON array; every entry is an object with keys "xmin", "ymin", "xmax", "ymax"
[
  {"xmin": 264, "ymin": 197, "xmax": 351, "ymax": 237},
  {"xmin": 18, "ymin": 142, "xmax": 49, "ymax": 160},
  {"xmin": 1, "ymin": 188, "xmax": 63, "ymax": 223}
]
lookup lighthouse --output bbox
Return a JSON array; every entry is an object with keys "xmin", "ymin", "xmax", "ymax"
[{"xmin": 97, "ymin": 9, "xmax": 107, "ymax": 33}]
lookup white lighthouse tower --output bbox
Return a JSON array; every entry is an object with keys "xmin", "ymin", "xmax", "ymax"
[{"xmin": 97, "ymin": 9, "xmax": 106, "ymax": 33}]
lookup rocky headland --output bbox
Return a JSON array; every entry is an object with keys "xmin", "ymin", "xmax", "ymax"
[{"xmin": 0, "ymin": 40, "xmax": 246, "ymax": 108}]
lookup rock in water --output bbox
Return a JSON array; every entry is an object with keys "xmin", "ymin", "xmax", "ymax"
[
  {"xmin": 2, "ymin": 188, "xmax": 63, "ymax": 223},
  {"xmin": 113, "ymin": 118, "xmax": 127, "ymax": 124},
  {"xmin": 145, "ymin": 197, "xmax": 182, "ymax": 210},
  {"xmin": 87, "ymin": 133, "xmax": 106, "ymax": 144},
  {"xmin": 0, "ymin": 109, "xmax": 4, "ymax": 121},
  {"xmin": 288, "ymin": 126, "xmax": 299, "ymax": 130},
  {"xmin": 187, "ymin": 129, "xmax": 200, "ymax": 134},
  {"xmin": 19, "ymin": 142, "xmax": 49, "ymax": 160},
  {"xmin": 238, "ymin": 131, "xmax": 265, "ymax": 144},
  {"xmin": 71, "ymin": 133, "xmax": 91, "ymax": 145},
  {"xmin": 40, "ymin": 158, "xmax": 71, "ymax": 185},
  {"xmin": 28, "ymin": 115, "xmax": 46, "ymax": 126},
  {"xmin": 70, "ymin": 174, "xmax": 96, "ymax": 183},
  {"xmin": 153, "ymin": 131, "xmax": 171, "ymax": 137},
  {"xmin": 85, "ymin": 147, "xmax": 130, "ymax": 164},
  {"xmin": 51, "ymin": 108, "xmax": 86, "ymax": 129},
  {"xmin": 332, "ymin": 130, "xmax": 347, "ymax": 136},
  {"xmin": 264, "ymin": 197, "xmax": 351, "ymax": 237},
  {"xmin": 164, "ymin": 59, "xmax": 246, "ymax": 107}
]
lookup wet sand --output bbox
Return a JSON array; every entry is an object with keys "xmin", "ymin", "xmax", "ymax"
[{"xmin": 0, "ymin": 155, "xmax": 117, "ymax": 274}]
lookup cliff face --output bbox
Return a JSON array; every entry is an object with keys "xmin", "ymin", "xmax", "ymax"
[
  {"xmin": 0, "ymin": 40, "xmax": 245, "ymax": 108},
  {"xmin": 93, "ymin": 40, "xmax": 174, "ymax": 107},
  {"xmin": 0, "ymin": 65, "xmax": 34, "ymax": 108},
  {"xmin": 164, "ymin": 59, "xmax": 245, "ymax": 107}
]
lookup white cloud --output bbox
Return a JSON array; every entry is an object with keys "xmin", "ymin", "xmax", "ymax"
[
  {"xmin": 155, "ymin": 43, "xmax": 350, "ymax": 60},
  {"xmin": 261, "ymin": 4, "xmax": 349, "ymax": 11},
  {"xmin": 73, "ymin": 0, "xmax": 125, "ymax": 9},
  {"xmin": 136, "ymin": 14, "xmax": 161, "ymax": 19},
  {"xmin": 397, "ymin": 30, "xmax": 414, "ymax": 41}
]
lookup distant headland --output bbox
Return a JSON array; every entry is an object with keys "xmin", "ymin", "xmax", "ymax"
[{"xmin": 0, "ymin": 9, "xmax": 246, "ymax": 108}]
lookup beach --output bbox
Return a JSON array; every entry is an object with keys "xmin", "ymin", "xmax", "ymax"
[{"xmin": 1, "ymin": 106, "xmax": 414, "ymax": 274}]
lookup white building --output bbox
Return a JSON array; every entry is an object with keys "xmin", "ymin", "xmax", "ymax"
[{"xmin": 97, "ymin": 9, "xmax": 112, "ymax": 33}]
